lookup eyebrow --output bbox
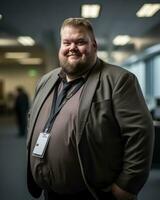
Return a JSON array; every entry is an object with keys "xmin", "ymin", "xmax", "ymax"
[{"xmin": 62, "ymin": 38, "xmax": 87, "ymax": 42}]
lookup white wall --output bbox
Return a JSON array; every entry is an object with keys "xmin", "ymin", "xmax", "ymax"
[{"xmin": 0, "ymin": 65, "xmax": 44, "ymax": 100}]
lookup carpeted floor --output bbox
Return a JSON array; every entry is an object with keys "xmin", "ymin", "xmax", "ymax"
[{"xmin": 0, "ymin": 115, "xmax": 159, "ymax": 200}]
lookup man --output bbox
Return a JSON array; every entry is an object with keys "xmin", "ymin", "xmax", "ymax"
[
  {"xmin": 14, "ymin": 86, "xmax": 29, "ymax": 136},
  {"xmin": 27, "ymin": 18, "xmax": 154, "ymax": 200}
]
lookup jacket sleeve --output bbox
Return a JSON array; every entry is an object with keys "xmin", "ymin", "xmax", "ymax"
[
  {"xmin": 112, "ymin": 71, "xmax": 154, "ymax": 194},
  {"xmin": 27, "ymin": 151, "xmax": 42, "ymax": 198}
]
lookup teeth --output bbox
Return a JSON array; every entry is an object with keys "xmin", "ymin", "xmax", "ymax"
[{"xmin": 68, "ymin": 54, "xmax": 78, "ymax": 56}]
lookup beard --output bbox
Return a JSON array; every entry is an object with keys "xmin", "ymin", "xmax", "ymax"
[{"xmin": 59, "ymin": 55, "xmax": 96, "ymax": 78}]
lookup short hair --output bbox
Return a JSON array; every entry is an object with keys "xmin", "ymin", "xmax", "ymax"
[{"xmin": 60, "ymin": 17, "xmax": 96, "ymax": 40}]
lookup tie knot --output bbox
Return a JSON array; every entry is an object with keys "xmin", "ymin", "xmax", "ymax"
[{"xmin": 63, "ymin": 77, "xmax": 84, "ymax": 89}]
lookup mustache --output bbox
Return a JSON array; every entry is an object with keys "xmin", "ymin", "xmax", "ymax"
[{"xmin": 66, "ymin": 51, "xmax": 81, "ymax": 57}]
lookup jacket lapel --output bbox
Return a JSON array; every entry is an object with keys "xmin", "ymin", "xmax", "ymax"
[
  {"xmin": 76, "ymin": 59, "xmax": 102, "ymax": 144},
  {"xmin": 27, "ymin": 68, "xmax": 61, "ymax": 147}
]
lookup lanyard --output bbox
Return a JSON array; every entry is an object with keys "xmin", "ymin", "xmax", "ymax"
[{"xmin": 43, "ymin": 78, "xmax": 85, "ymax": 133}]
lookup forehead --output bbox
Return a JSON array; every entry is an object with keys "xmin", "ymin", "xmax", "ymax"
[{"xmin": 61, "ymin": 25, "xmax": 90, "ymax": 39}]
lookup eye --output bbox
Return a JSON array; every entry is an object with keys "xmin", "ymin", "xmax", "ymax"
[
  {"xmin": 77, "ymin": 40, "xmax": 87, "ymax": 46},
  {"xmin": 63, "ymin": 41, "xmax": 70, "ymax": 46}
]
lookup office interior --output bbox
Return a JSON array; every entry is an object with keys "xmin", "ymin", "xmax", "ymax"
[{"xmin": 0, "ymin": 0, "xmax": 160, "ymax": 199}]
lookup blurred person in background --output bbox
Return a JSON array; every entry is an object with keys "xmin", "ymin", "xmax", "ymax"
[
  {"xmin": 27, "ymin": 18, "xmax": 154, "ymax": 200},
  {"xmin": 14, "ymin": 86, "xmax": 29, "ymax": 137}
]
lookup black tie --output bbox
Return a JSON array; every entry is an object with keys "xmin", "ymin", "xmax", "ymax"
[
  {"xmin": 55, "ymin": 78, "xmax": 84, "ymax": 113},
  {"xmin": 55, "ymin": 81, "xmax": 73, "ymax": 110}
]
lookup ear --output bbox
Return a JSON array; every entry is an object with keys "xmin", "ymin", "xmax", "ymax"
[{"xmin": 92, "ymin": 39, "xmax": 97, "ymax": 51}]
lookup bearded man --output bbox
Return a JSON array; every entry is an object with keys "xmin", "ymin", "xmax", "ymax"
[{"xmin": 27, "ymin": 18, "xmax": 154, "ymax": 200}]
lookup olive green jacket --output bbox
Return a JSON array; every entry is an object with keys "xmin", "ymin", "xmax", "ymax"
[{"xmin": 27, "ymin": 59, "xmax": 154, "ymax": 199}]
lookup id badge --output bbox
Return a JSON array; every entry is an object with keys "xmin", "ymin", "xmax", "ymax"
[{"xmin": 32, "ymin": 132, "xmax": 50, "ymax": 158}]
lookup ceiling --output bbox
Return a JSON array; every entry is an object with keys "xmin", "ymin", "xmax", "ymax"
[{"xmin": 0, "ymin": 0, "xmax": 160, "ymax": 66}]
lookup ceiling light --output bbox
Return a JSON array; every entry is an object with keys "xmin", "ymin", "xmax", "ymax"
[
  {"xmin": 0, "ymin": 38, "xmax": 19, "ymax": 46},
  {"xmin": 18, "ymin": 36, "xmax": 35, "ymax": 46},
  {"xmin": 5, "ymin": 52, "xmax": 30, "ymax": 59},
  {"xmin": 81, "ymin": 4, "xmax": 100, "ymax": 18},
  {"xmin": 0, "ymin": 14, "xmax": 3, "ymax": 20},
  {"xmin": 113, "ymin": 35, "xmax": 131, "ymax": 46},
  {"xmin": 18, "ymin": 58, "xmax": 42, "ymax": 65},
  {"xmin": 136, "ymin": 4, "xmax": 160, "ymax": 17}
]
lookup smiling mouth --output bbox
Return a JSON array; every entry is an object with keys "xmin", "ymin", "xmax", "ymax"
[
  {"xmin": 67, "ymin": 55, "xmax": 81, "ymax": 61},
  {"xmin": 67, "ymin": 52, "xmax": 81, "ymax": 57},
  {"xmin": 69, "ymin": 55, "xmax": 79, "ymax": 57}
]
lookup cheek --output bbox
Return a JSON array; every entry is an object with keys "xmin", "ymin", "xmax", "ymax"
[
  {"xmin": 79, "ymin": 46, "xmax": 89, "ymax": 55},
  {"xmin": 59, "ymin": 48, "xmax": 68, "ymax": 57}
]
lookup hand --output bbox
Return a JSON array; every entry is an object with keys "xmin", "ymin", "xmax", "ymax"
[{"xmin": 111, "ymin": 183, "xmax": 137, "ymax": 200}]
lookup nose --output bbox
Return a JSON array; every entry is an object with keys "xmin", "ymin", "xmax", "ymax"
[{"xmin": 69, "ymin": 42, "xmax": 78, "ymax": 51}]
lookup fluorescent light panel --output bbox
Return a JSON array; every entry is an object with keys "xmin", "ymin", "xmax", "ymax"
[
  {"xmin": 18, "ymin": 58, "xmax": 42, "ymax": 65},
  {"xmin": 81, "ymin": 4, "xmax": 100, "ymax": 18},
  {"xmin": 113, "ymin": 35, "xmax": 131, "ymax": 46},
  {"xmin": 136, "ymin": 4, "xmax": 160, "ymax": 17},
  {"xmin": 0, "ymin": 14, "xmax": 2, "ymax": 20},
  {"xmin": 5, "ymin": 52, "xmax": 30, "ymax": 59},
  {"xmin": 0, "ymin": 38, "xmax": 19, "ymax": 46},
  {"xmin": 18, "ymin": 36, "xmax": 35, "ymax": 46}
]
